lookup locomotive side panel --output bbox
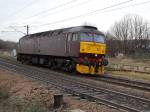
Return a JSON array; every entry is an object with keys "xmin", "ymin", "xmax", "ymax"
[
  {"xmin": 18, "ymin": 38, "xmax": 34, "ymax": 54},
  {"xmin": 38, "ymin": 34, "xmax": 68, "ymax": 57}
]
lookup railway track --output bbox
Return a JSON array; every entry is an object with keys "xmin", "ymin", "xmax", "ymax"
[
  {"xmin": 93, "ymin": 75, "xmax": 150, "ymax": 92},
  {"xmin": 1, "ymin": 58, "xmax": 150, "ymax": 92},
  {"xmin": 0, "ymin": 59, "xmax": 150, "ymax": 112}
]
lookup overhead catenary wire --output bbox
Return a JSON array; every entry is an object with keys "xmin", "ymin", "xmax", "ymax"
[
  {"xmin": 6, "ymin": 0, "xmax": 40, "ymax": 19},
  {"xmin": 103, "ymin": 0, "xmax": 150, "ymax": 13},
  {"xmin": 1, "ymin": 0, "xmax": 150, "ymax": 39},
  {"xmin": 24, "ymin": 0, "xmax": 78, "ymax": 20},
  {"xmin": 31, "ymin": 0, "xmax": 134, "ymax": 27},
  {"xmin": 0, "ymin": 0, "xmax": 40, "ymax": 31},
  {"xmin": 25, "ymin": 0, "xmax": 93, "ymax": 20},
  {"xmin": 4, "ymin": 0, "xmax": 150, "ymax": 31},
  {"xmin": 32, "ymin": 0, "xmax": 150, "ymax": 28}
]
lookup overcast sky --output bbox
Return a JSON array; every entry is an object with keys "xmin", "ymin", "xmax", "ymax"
[{"xmin": 0, "ymin": 0, "xmax": 150, "ymax": 42}]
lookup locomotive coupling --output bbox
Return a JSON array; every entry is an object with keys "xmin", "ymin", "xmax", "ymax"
[{"xmin": 101, "ymin": 58, "xmax": 109, "ymax": 66}]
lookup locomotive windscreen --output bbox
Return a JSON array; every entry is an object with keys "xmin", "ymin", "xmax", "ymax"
[{"xmin": 80, "ymin": 33, "xmax": 105, "ymax": 43}]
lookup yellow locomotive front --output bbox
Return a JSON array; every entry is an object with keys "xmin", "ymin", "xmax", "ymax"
[{"xmin": 76, "ymin": 32, "xmax": 108, "ymax": 75}]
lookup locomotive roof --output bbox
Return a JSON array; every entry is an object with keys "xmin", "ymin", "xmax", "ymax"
[{"xmin": 22, "ymin": 26, "xmax": 104, "ymax": 39}]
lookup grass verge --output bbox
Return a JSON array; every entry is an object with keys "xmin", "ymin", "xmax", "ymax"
[
  {"xmin": 0, "ymin": 87, "xmax": 49, "ymax": 112},
  {"xmin": 106, "ymin": 70, "xmax": 150, "ymax": 81}
]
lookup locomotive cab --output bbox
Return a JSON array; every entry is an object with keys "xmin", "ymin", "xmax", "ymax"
[{"xmin": 76, "ymin": 32, "xmax": 108, "ymax": 75}]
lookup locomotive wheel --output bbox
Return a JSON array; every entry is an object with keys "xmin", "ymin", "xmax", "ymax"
[
  {"xmin": 48, "ymin": 61, "xmax": 53, "ymax": 69},
  {"xmin": 21, "ymin": 59, "xmax": 24, "ymax": 64},
  {"xmin": 49, "ymin": 60, "xmax": 57, "ymax": 69},
  {"xmin": 62, "ymin": 61, "xmax": 75, "ymax": 72}
]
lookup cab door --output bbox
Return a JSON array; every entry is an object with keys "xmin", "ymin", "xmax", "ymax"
[
  {"xmin": 66, "ymin": 33, "xmax": 80, "ymax": 57},
  {"xmin": 66, "ymin": 33, "xmax": 71, "ymax": 55}
]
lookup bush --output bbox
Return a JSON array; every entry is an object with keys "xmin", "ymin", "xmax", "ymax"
[
  {"xmin": 0, "ymin": 88, "xmax": 49, "ymax": 112},
  {"xmin": 0, "ymin": 39, "xmax": 17, "ymax": 51},
  {"xmin": 23, "ymin": 100, "xmax": 49, "ymax": 112},
  {"xmin": 129, "ymin": 49, "xmax": 150, "ymax": 59},
  {"xmin": 0, "ymin": 88, "xmax": 9, "ymax": 100}
]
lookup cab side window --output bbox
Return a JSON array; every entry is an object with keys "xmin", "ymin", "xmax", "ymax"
[
  {"xmin": 72, "ymin": 33, "xmax": 78, "ymax": 41},
  {"xmin": 67, "ymin": 33, "xmax": 72, "ymax": 42}
]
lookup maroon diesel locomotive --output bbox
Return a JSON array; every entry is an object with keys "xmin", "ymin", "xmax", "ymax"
[{"xmin": 17, "ymin": 26, "xmax": 108, "ymax": 75}]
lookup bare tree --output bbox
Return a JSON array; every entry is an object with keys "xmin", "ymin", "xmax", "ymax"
[
  {"xmin": 108, "ymin": 14, "xmax": 150, "ymax": 56},
  {"xmin": 0, "ymin": 39, "xmax": 17, "ymax": 51}
]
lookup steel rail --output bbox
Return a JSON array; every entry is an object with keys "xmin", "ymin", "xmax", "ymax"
[{"xmin": 92, "ymin": 75, "xmax": 150, "ymax": 92}]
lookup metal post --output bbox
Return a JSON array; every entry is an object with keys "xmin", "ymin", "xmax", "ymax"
[
  {"xmin": 26, "ymin": 25, "xmax": 29, "ymax": 35},
  {"xmin": 54, "ymin": 94, "xmax": 63, "ymax": 108}
]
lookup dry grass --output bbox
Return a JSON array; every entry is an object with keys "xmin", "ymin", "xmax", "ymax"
[
  {"xmin": 108, "ymin": 57, "xmax": 150, "ymax": 66},
  {"xmin": 107, "ymin": 71, "xmax": 150, "ymax": 81},
  {"xmin": 0, "ymin": 69, "xmax": 49, "ymax": 112},
  {"xmin": 0, "ymin": 97, "xmax": 49, "ymax": 112},
  {"xmin": 107, "ymin": 57, "xmax": 150, "ymax": 80},
  {"xmin": 0, "ymin": 87, "xmax": 49, "ymax": 112},
  {"xmin": 0, "ymin": 51, "xmax": 12, "ymax": 60},
  {"xmin": 0, "ymin": 51, "xmax": 17, "ymax": 63}
]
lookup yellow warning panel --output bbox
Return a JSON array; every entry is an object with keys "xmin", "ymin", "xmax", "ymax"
[
  {"xmin": 76, "ymin": 64, "xmax": 90, "ymax": 74},
  {"xmin": 80, "ymin": 42, "xmax": 106, "ymax": 54},
  {"xmin": 76, "ymin": 64, "xmax": 105, "ymax": 75},
  {"xmin": 97, "ymin": 65, "xmax": 104, "ymax": 76}
]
